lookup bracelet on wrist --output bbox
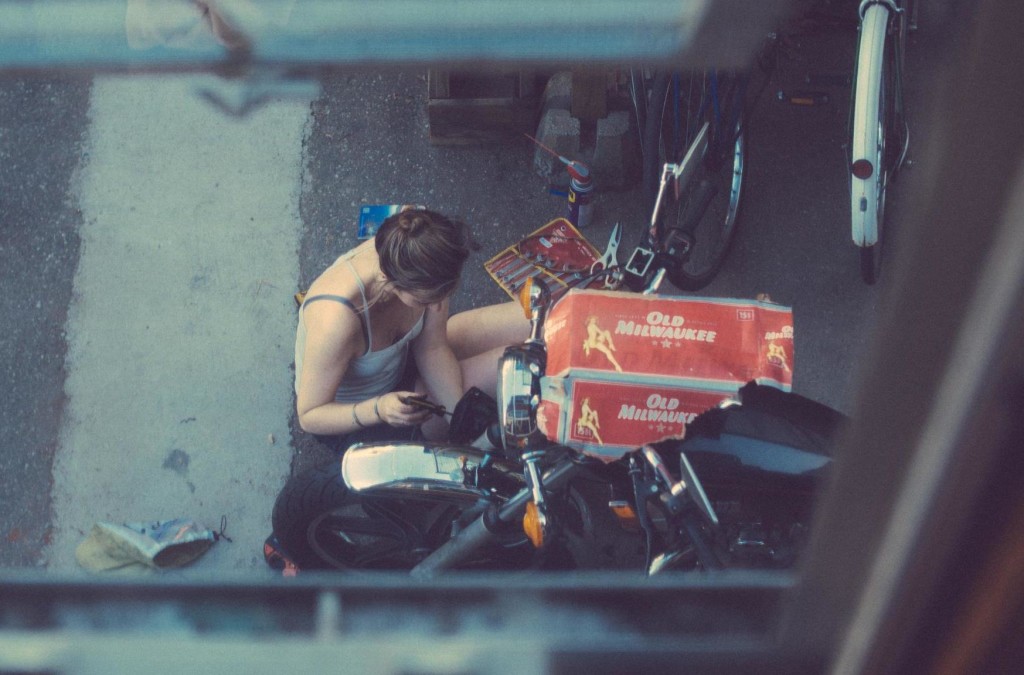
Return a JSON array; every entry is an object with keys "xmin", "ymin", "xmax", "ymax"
[
  {"xmin": 351, "ymin": 402, "xmax": 366, "ymax": 428},
  {"xmin": 373, "ymin": 397, "xmax": 383, "ymax": 422}
]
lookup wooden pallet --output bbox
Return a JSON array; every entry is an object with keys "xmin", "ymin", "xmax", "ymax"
[{"xmin": 426, "ymin": 69, "xmax": 541, "ymax": 145}]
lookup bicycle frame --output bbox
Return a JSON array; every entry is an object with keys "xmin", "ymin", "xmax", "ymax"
[
  {"xmin": 626, "ymin": 64, "xmax": 751, "ymax": 293},
  {"xmin": 624, "ymin": 124, "xmax": 708, "ymax": 295},
  {"xmin": 658, "ymin": 122, "xmax": 710, "ymax": 240}
]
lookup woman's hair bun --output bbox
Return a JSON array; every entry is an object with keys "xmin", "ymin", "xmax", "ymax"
[
  {"xmin": 375, "ymin": 208, "xmax": 477, "ymax": 295},
  {"xmin": 399, "ymin": 212, "xmax": 430, "ymax": 235}
]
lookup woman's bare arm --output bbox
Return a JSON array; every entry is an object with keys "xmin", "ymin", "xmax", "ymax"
[
  {"xmin": 295, "ymin": 302, "xmax": 368, "ymax": 435},
  {"xmin": 412, "ymin": 299, "xmax": 464, "ymax": 414},
  {"xmin": 297, "ymin": 301, "xmax": 434, "ymax": 434}
]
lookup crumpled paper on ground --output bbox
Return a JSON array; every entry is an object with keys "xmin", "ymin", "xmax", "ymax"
[{"xmin": 75, "ymin": 519, "xmax": 218, "ymax": 573}]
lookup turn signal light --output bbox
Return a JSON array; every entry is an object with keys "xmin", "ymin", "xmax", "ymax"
[
  {"xmin": 523, "ymin": 501, "xmax": 544, "ymax": 548},
  {"xmin": 608, "ymin": 500, "xmax": 641, "ymax": 531},
  {"xmin": 851, "ymin": 159, "xmax": 873, "ymax": 180},
  {"xmin": 518, "ymin": 278, "xmax": 534, "ymax": 319}
]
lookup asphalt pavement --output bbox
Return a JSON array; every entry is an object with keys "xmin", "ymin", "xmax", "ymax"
[
  {"xmin": 0, "ymin": 1, "xmax": 968, "ymax": 571},
  {"xmin": 0, "ymin": 75, "xmax": 90, "ymax": 567}
]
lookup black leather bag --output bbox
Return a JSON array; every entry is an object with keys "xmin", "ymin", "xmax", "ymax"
[{"xmin": 448, "ymin": 386, "xmax": 498, "ymax": 444}]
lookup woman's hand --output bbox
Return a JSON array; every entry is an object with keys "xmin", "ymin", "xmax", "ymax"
[{"xmin": 374, "ymin": 391, "xmax": 436, "ymax": 427}]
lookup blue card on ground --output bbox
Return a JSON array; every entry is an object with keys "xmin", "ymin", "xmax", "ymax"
[{"xmin": 357, "ymin": 204, "xmax": 403, "ymax": 240}]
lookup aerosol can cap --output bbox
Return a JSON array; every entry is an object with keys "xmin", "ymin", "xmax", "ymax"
[{"xmin": 566, "ymin": 160, "xmax": 591, "ymax": 183}]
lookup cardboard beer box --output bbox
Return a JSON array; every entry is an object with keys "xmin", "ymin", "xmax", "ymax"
[{"xmin": 537, "ymin": 289, "xmax": 794, "ymax": 460}]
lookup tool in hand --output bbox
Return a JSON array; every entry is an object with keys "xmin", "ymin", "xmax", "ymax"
[
  {"xmin": 589, "ymin": 222, "xmax": 622, "ymax": 289},
  {"xmin": 399, "ymin": 395, "xmax": 450, "ymax": 417}
]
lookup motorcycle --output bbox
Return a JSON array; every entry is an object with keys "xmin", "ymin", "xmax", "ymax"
[
  {"xmin": 270, "ymin": 276, "xmax": 843, "ymax": 575},
  {"xmin": 271, "ymin": 154, "xmax": 845, "ymax": 575}
]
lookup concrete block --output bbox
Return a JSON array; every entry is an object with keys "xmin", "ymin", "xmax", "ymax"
[
  {"xmin": 595, "ymin": 109, "xmax": 642, "ymax": 190},
  {"xmin": 543, "ymin": 70, "xmax": 573, "ymax": 101},
  {"xmin": 532, "ymin": 107, "xmax": 579, "ymax": 182},
  {"xmin": 531, "ymin": 71, "xmax": 641, "ymax": 190}
]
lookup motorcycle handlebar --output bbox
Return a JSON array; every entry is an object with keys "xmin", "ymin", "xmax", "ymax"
[{"xmin": 411, "ymin": 458, "xmax": 579, "ymax": 578}]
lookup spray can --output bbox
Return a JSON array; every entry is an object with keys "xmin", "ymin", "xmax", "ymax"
[{"xmin": 566, "ymin": 161, "xmax": 594, "ymax": 229}]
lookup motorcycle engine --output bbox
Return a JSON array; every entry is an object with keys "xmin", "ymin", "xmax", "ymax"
[{"xmin": 715, "ymin": 500, "xmax": 810, "ymax": 567}]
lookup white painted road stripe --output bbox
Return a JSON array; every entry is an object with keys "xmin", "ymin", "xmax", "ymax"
[{"xmin": 46, "ymin": 75, "xmax": 310, "ymax": 574}]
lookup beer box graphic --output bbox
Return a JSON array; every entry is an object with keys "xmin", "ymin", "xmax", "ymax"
[
  {"xmin": 538, "ymin": 289, "xmax": 794, "ymax": 459},
  {"xmin": 537, "ymin": 380, "xmax": 728, "ymax": 459}
]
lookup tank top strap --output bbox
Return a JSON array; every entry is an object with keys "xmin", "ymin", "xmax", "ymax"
[
  {"xmin": 341, "ymin": 257, "xmax": 373, "ymax": 349},
  {"xmin": 300, "ymin": 294, "xmax": 369, "ymax": 353}
]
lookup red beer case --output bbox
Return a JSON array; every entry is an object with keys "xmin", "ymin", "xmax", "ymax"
[{"xmin": 537, "ymin": 289, "xmax": 794, "ymax": 460}]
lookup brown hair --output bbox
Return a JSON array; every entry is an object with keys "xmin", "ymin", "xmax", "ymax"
[{"xmin": 375, "ymin": 209, "xmax": 477, "ymax": 299}]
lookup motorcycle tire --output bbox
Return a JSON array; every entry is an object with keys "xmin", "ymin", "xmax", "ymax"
[{"xmin": 271, "ymin": 462, "xmax": 535, "ymax": 571}]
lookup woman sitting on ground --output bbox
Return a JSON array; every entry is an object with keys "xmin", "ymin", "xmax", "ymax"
[{"xmin": 294, "ymin": 208, "xmax": 528, "ymax": 443}]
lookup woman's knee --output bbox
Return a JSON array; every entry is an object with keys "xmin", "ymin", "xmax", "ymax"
[
  {"xmin": 448, "ymin": 302, "xmax": 529, "ymax": 359},
  {"xmin": 459, "ymin": 346, "xmax": 508, "ymax": 397}
]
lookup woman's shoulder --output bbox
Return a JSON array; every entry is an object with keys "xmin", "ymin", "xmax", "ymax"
[
  {"xmin": 307, "ymin": 243, "xmax": 372, "ymax": 297},
  {"xmin": 300, "ymin": 291, "xmax": 364, "ymax": 354},
  {"xmin": 303, "ymin": 276, "xmax": 362, "ymax": 325}
]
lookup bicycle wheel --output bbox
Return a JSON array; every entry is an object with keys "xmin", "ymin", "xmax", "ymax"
[{"xmin": 643, "ymin": 70, "xmax": 746, "ymax": 291}]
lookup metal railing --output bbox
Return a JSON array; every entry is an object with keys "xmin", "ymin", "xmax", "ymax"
[
  {"xmin": 0, "ymin": 0, "xmax": 787, "ymax": 72},
  {"xmin": 0, "ymin": 570, "xmax": 798, "ymax": 674}
]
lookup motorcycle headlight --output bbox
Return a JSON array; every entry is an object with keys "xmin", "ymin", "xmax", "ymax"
[{"xmin": 496, "ymin": 345, "xmax": 543, "ymax": 453}]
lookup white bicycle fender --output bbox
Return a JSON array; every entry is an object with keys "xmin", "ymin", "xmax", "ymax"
[{"xmin": 850, "ymin": 3, "xmax": 891, "ymax": 247}]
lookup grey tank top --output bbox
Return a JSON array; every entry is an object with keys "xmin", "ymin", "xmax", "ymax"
[{"xmin": 294, "ymin": 252, "xmax": 425, "ymax": 403}]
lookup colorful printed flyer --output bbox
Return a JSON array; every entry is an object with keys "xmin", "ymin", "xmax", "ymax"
[{"xmin": 357, "ymin": 204, "xmax": 403, "ymax": 240}]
